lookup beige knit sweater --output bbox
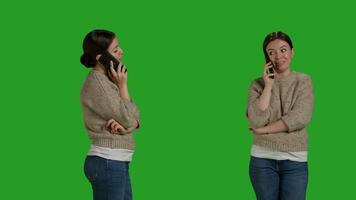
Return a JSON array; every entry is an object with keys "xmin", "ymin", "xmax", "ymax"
[
  {"xmin": 247, "ymin": 71, "xmax": 314, "ymax": 152},
  {"xmin": 80, "ymin": 70, "xmax": 140, "ymax": 150}
]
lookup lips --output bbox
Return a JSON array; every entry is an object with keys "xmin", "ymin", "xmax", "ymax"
[{"xmin": 275, "ymin": 61, "xmax": 285, "ymax": 67}]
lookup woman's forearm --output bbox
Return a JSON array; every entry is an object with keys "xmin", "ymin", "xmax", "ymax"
[
  {"xmin": 258, "ymin": 84, "xmax": 273, "ymax": 111},
  {"xmin": 118, "ymin": 84, "xmax": 131, "ymax": 101},
  {"xmin": 260, "ymin": 120, "xmax": 288, "ymax": 134}
]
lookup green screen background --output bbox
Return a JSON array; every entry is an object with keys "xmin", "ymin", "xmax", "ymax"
[{"xmin": 1, "ymin": 0, "xmax": 355, "ymax": 199}]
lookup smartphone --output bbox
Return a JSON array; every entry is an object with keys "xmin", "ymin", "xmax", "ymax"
[
  {"xmin": 98, "ymin": 51, "xmax": 121, "ymax": 72},
  {"xmin": 266, "ymin": 60, "xmax": 275, "ymax": 79}
]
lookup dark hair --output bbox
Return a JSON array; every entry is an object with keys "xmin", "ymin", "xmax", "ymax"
[
  {"xmin": 80, "ymin": 29, "xmax": 116, "ymax": 68},
  {"xmin": 263, "ymin": 31, "xmax": 293, "ymax": 62}
]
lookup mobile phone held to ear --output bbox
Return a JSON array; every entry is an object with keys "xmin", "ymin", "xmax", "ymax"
[
  {"xmin": 266, "ymin": 62, "xmax": 275, "ymax": 79},
  {"xmin": 98, "ymin": 51, "xmax": 121, "ymax": 72}
]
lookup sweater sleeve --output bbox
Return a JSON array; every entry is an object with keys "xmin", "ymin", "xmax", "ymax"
[
  {"xmin": 81, "ymin": 74, "xmax": 138, "ymax": 129},
  {"xmin": 122, "ymin": 99, "xmax": 141, "ymax": 129},
  {"xmin": 247, "ymin": 80, "xmax": 271, "ymax": 128},
  {"xmin": 281, "ymin": 76, "xmax": 314, "ymax": 132}
]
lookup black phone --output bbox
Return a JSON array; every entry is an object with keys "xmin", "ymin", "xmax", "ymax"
[
  {"xmin": 266, "ymin": 60, "xmax": 275, "ymax": 79},
  {"xmin": 98, "ymin": 51, "xmax": 121, "ymax": 72}
]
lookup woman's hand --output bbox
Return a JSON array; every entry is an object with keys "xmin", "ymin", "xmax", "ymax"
[
  {"xmin": 263, "ymin": 62, "xmax": 275, "ymax": 87},
  {"xmin": 108, "ymin": 61, "xmax": 128, "ymax": 88},
  {"xmin": 248, "ymin": 125, "xmax": 266, "ymax": 135},
  {"xmin": 257, "ymin": 62, "xmax": 274, "ymax": 111},
  {"xmin": 248, "ymin": 120, "xmax": 288, "ymax": 135},
  {"xmin": 105, "ymin": 119, "xmax": 135, "ymax": 135}
]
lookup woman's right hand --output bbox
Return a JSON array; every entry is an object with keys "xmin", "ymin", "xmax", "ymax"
[
  {"xmin": 105, "ymin": 119, "xmax": 135, "ymax": 135},
  {"xmin": 108, "ymin": 61, "xmax": 128, "ymax": 88},
  {"xmin": 263, "ymin": 62, "xmax": 274, "ymax": 87}
]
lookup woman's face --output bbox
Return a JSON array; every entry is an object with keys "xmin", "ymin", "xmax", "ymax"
[
  {"xmin": 265, "ymin": 39, "xmax": 294, "ymax": 73},
  {"xmin": 108, "ymin": 38, "xmax": 123, "ymax": 61}
]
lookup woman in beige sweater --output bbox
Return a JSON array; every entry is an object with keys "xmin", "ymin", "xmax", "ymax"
[
  {"xmin": 80, "ymin": 29, "xmax": 140, "ymax": 200},
  {"xmin": 247, "ymin": 31, "xmax": 314, "ymax": 200}
]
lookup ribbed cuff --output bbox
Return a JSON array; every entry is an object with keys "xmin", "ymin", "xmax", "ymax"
[{"xmin": 281, "ymin": 115, "xmax": 301, "ymax": 132}]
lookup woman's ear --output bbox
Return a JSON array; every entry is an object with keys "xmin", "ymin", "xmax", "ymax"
[
  {"xmin": 96, "ymin": 54, "xmax": 102, "ymax": 61},
  {"xmin": 291, "ymin": 48, "xmax": 295, "ymax": 58}
]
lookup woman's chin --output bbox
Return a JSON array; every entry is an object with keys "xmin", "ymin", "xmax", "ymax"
[
  {"xmin": 275, "ymin": 66, "xmax": 289, "ymax": 74},
  {"xmin": 276, "ymin": 64, "xmax": 289, "ymax": 71}
]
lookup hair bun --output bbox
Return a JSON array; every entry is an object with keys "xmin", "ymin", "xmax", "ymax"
[{"xmin": 80, "ymin": 53, "xmax": 96, "ymax": 68}]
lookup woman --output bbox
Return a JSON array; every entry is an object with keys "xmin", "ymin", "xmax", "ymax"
[
  {"xmin": 247, "ymin": 31, "xmax": 314, "ymax": 200},
  {"xmin": 80, "ymin": 29, "xmax": 140, "ymax": 200}
]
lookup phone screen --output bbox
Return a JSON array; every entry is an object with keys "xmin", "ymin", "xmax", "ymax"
[{"xmin": 266, "ymin": 60, "xmax": 275, "ymax": 79}]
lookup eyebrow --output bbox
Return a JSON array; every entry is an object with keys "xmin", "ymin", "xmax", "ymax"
[{"xmin": 267, "ymin": 45, "xmax": 288, "ymax": 51}]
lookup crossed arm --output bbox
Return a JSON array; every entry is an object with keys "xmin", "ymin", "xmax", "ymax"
[
  {"xmin": 247, "ymin": 77, "xmax": 314, "ymax": 135},
  {"xmin": 105, "ymin": 118, "xmax": 139, "ymax": 135}
]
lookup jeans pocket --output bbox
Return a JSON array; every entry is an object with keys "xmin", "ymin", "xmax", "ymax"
[{"xmin": 84, "ymin": 156, "xmax": 101, "ymax": 182}]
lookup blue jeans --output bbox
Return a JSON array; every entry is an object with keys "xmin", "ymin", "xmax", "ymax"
[
  {"xmin": 249, "ymin": 156, "xmax": 308, "ymax": 200},
  {"xmin": 84, "ymin": 156, "xmax": 132, "ymax": 200}
]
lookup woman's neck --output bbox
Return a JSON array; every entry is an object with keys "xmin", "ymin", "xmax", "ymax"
[
  {"xmin": 93, "ymin": 64, "xmax": 106, "ymax": 74},
  {"xmin": 276, "ymin": 68, "xmax": 291, "ymax": 77}
]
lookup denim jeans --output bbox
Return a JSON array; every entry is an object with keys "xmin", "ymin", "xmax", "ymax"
[
  {"xmin": 249, "ymin": 156, "xmax": 308, "ymax": 200},
  {"xmin": 84, "ymin": 156, "xmax": 132, "ymax": 200}
]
